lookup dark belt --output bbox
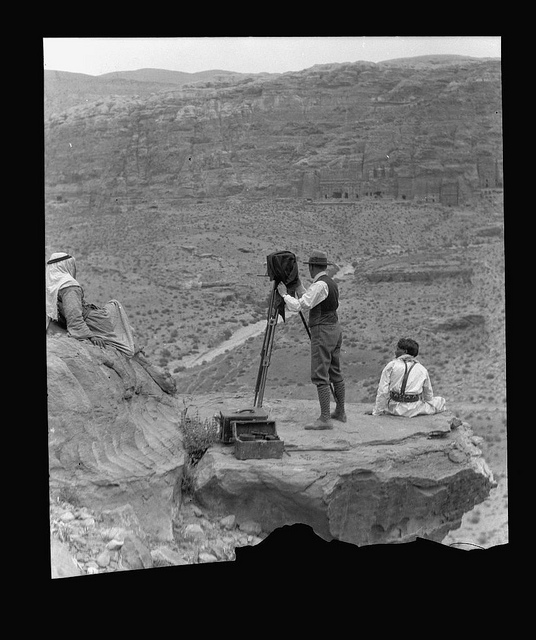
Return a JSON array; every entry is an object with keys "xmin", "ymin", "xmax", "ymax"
[{"xmin": 390, "ymin": 390, "xmax": 420, "ymax": 403}]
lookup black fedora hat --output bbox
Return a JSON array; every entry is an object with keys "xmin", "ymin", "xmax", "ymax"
[{"xmin": 302, "ymin": 250, "xmax": 334, "ymax": 266}]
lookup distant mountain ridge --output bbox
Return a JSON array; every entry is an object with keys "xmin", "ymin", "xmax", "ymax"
[
  {"xmin": 45, "ymin": 55, "xmax": 502, "ymax": 204},
  {"xmin": 44, "ymin": 67, "xmax": 272, "ymax": 117},
  {"xmin": 98, "ymin": 67, "xmax": 265, "ymax": 83},
  {"xmin": 44, "ymin": 55, "xmax": 498, "ymax": 117}
]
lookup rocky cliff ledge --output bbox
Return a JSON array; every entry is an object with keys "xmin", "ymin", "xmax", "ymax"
[
  {"xmin": 190, "ymin": 396, "xmax": 496, "ymax": 546},
  {"xmin": 47, "ymin": 330, "xmax": 184, "ymax": 541},
  {"xmin": 47, "ymin": 335, "xmax": 495, "ymax": 557}
]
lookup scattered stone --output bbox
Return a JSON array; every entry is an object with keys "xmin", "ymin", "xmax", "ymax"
[
  {"xmin": 183, "ymin": 523, "xmax": 204, "ymax": 539},
  {"xmin": 192, "ymin": 505, "xmax": 204, "ymax": 517},
  {"xmin": 60, "ymin": 511, "xmax": 75, "ymax": 522},
  {"xmin": 238, "ymin": 520, "xmax": 262, "ymax": 536},
  {"xmin": 97, "ymin": 550, "xmax": 111, "ymax": 567},
  {"xmin": 450, "ymin": 417, "xmax": 463, "ymax": 429},
  {"xmin": 82, "ymin": 517, "xmax": 96, "ymax": 528},
  {"xmin": 198, "ymin": 552, "xmax": 218, "ymax": 563},
  {"xmin": 120, "ymin": 535, "xmax": 153, "ymax": 570},
  {"xmin": 50, "ymin": 538, "xmax": 82, "ymax": 578},
  {"xmin": 102, "ymin": 526, "xmax": 128, "ymax": 541},
  {"xmin": 106, "ymin": 538, "xmax": 124, "ymax": 551},
  {"xmin": 220, "ymin": 514, "xmax": 236, "ymax": 529},
  {"xmin": 205, "ymin": 540, "xmax": 228, "ymax": 560},
  {"xmin": 448, "ymin": 448, "xmax": 467, "ymax": 463},
  {"xmin": 151, "ymin": 547, "xmax": 188, "ymax": 567},
  {"xmin": 101, "ymin": 504, "xmax": 142, "ymax": 537}
]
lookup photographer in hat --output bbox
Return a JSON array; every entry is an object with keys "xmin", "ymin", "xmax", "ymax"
[{"xmin": 277, "ymin": 250, "xmax": 345, "ymax": 430}]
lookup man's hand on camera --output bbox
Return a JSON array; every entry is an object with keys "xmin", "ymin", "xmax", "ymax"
[{"xmin": 277, "ymin": 283, "xmax": 288, "ymax": 297}]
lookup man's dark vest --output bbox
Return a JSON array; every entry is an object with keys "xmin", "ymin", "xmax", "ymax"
[{"xmin": 308, "ymin": 274, "xmax": 339, "ymax": 327}]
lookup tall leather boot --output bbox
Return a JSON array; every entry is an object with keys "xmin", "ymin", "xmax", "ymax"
[
  {"xmin": 330, "ymin": 380, "xmax": 347, "ymax": 422},
  {"xmin": 305, "ymin": 384, "xmax": 333, "ymax": 430}
]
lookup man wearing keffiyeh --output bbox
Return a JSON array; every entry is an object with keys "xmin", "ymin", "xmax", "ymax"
[
  {"xmin": 45, "ymin": 252, "xmax": 176, "ymax": 394},
  {"xmin": 45, "ymin": 252, "xmax": 135, "ymax": 354}
]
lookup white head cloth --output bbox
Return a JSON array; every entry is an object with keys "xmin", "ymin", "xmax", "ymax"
[{"xmin": 45, "ymin": 252, "xmax": 80, "ymax": 320}]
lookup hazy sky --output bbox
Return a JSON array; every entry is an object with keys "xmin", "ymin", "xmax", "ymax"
[{"xmin": 43, "ymin": 36, "xmax": 501, "ymax": 76}]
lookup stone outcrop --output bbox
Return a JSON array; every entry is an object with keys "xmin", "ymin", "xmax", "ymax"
[
  {"xmin": 361, "ymin": 257, "xmax": 473, "ymax": 284},
  {"xmin": 47, "ymin": 337, "xmax": 495, "ymax": 553},
  {"xmin": 190, "ymin": 397, "xmax": 495, "ymax": 546},
  {"xmin": 47, "ymin": 331, "xmax": 184, "ymax": 541}
]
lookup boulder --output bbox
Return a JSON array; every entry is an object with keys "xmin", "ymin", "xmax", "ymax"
[
  {"xmin": 120, "ymin": 534, "xmax": 153, "ymax": 570},
  {"xmin": 426, "ymin": 314, "xmax": 486, "ymax": 332},
  {"xmin": 363, "ymin": 261, "xmax": 473, "ymax": 283},
  {"xmin": 50, "ymin": 537, "xmax": 82, "ymax": 578},
  {"xmin": 191, "ymin": 397, "xmax": 495, "ymax": 546},
  {"xmin": 47, "ymin": 333, "xmax": 185, "ymax": 541}
]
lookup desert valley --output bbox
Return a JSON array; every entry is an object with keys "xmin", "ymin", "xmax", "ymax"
[{"xmin": 45, "ymin": 54, "xmax": 506, "ymax": 575}]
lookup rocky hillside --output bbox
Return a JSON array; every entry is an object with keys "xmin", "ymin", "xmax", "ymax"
[
  {"xmin": 44, "ymin": 68, "xmax": 259, "ymax": 119},
  {"xmin": 44, "ymin": 56, "xmax": 502, "ymax": 201}
]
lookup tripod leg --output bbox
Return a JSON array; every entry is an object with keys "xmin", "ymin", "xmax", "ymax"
[{"xmin": 254, "ymin": 285, "xmax": 278, "ymax": 407}]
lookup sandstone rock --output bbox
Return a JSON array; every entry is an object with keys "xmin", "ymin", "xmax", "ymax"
[
  {"xmin": 198, "ymin": 552, "xmax": 218, "ymax": 563},
  {"xmin": 238, "ymin": 520, "xmax": 262, "ymax": 536},
  {"xmin": 121, "ymin": 535, "xmax": 153, "ymax": 570},
  {"xmin": 60, "ymin": 511, "xmax": 75, "ymax": 522},
  {"xmin": 220, "ymin": 514, "xmax": 236, "ymax": 529},
  {"xmin": 428, "ymin": 314, "xmax": 486, "ymax": 332},
  {"xmin": 192, "ymin": 398, "xmax": 495, "ymax": 546},
  {"xmin": 96, "ymin": 550, "xmax": 111, "ymax": 567},
  {"xmin": 362, "ymin": 258, "xmax": 473, "ymax": 284},
  {"xmin": 448, "ymin": 448, "xmax": 468, "ymax": 464},
  {"xmin": 47, "ymin": 334, "xmax": 185, "ymax": 541},
  {"xmin": 183, "ymin": 523, "xmax": 204, "ymax": 539},
  {"xmin": 106, "ymin": 538, "xmax": 124, "ymax": 551},
  {"xmin": 50, "ymin": 538, "xmax": 82, "ymax": 578},
  {"xmin": 101, "ymin": 526, "xmax": 129, "ymax": 542},
  {"xmin": 101, "ymin": 504, "xmax": 142, "ymax": 537},
  {"xmin": 151, "ymin": 546, "xmax": 188, "ymax": 567},
  {"xmin": 205, "ymin": 540, "xmax": 228, "ymax": 560}
]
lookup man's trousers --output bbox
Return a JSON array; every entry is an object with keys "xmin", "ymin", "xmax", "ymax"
[{"xmin": 310, "ymin": 322, "xmax": 344, "ymax": 387}]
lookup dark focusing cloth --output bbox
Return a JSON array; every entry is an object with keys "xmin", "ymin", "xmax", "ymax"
[{"xmin": 266, "ymin": 250, "xmax": 302, "ymax": 321}]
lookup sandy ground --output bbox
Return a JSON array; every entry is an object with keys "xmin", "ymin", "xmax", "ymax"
[{"xmin": 178, "ymin": 319, "xmax": 268, "ymax": 369}]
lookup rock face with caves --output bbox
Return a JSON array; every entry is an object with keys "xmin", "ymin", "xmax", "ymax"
[{"xmin": 44, "ymin": 56, "xmax": 502, "ymax": 204}]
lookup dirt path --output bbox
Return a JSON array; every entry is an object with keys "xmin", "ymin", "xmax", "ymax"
[
  {"xmin": 178, "ymin": 319, "xmax": 269, "ymax": 369},
  {"xmin": 176, "ymin": 263, "xmax": 356, "ymax": 370}
]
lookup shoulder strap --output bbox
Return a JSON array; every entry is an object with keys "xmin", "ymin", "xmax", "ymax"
[{"xmin": 400, "ymin": 360, "xmax": 417, "ymax": 396}]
